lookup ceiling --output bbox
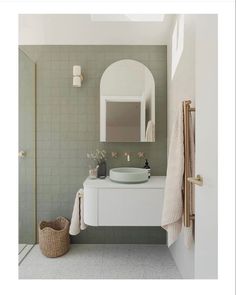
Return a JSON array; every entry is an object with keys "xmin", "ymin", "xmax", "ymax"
[
  {"xmin": 90, "ymin": 14, "xmax": 165, "ymax": 22},
  {"xmin": 19, "ymin": 14, "xmax": 174, "ymax": 45}
]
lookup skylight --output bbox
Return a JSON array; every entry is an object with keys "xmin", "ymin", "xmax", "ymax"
[{"xmin": 90, "ymin": 14, "xmax": 165, "ymax": 22}]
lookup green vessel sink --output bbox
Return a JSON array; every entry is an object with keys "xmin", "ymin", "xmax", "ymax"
[{"xmin": 109, "ymin": 167, "xmax": 148, "ymax": 184}]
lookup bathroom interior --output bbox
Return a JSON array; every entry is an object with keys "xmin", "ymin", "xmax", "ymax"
[{"xmin": 18, "ymin": 14, "xmax": 218, "ymax": 280}]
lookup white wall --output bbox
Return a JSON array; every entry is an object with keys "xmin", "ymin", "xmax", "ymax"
[
  {"xmin": 167, "ymin": 14, "xmax": 195, "ymax": 279},
  {"xmin": 167, "ymin": 15, "xmax": 195, "ymax": 149},
  {"xmin": 194, "ymin": 15, "xmax": 218, "ymax": 279},
  {"xmin": 167, "ymin": 14, "xmax": 218, "ymax": 279},
  {"xmin": 19, "ymin": 14, "xmax": 173, "ymax": 45}
]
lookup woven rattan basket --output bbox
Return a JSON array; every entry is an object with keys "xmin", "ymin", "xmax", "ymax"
[{"xmin": 39, "ymin": 216, "xmax": 70, "ymax": 258}]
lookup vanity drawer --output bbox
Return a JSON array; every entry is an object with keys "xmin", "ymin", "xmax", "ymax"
[{"xmin": 98, "ymin": 188, "xmax": 164, "ymax": 226}]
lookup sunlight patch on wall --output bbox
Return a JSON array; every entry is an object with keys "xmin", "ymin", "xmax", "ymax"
[
  {"xmin": 90, "ymin": 14, "xmax": 165, "ymax": 22},
  {"xmin": 171, "ymin": 15, "xmax": 184, "ymax": 80}
]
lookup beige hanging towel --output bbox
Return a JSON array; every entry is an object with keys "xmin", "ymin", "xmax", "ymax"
[
  {"xmin": 69, "ymin": 188, "xmax": 87, "ymax": 235},
  {"xmin": 161, "ymin": 102, "xmax": 194, "ymax": 248},
  {"xmin": 161, "ymin": 104, "xmax": 184, "ymax": 246}
]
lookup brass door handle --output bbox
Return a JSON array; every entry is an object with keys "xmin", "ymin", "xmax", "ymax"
[{"xmin": 187, "ymin": 174, "xmax": 203, "ymax": 186}]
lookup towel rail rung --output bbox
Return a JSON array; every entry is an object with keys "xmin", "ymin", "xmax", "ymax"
[{"xmin": 183, "ymin": 100, "xmax": 195, "ymax": 228}]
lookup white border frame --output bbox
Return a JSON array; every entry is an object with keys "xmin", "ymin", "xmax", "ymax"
[{"xmin": 0, "ymin": 1, "xmax": 234, "ymax": 295}]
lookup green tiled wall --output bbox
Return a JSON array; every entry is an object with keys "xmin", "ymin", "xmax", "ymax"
[
  {"xmin": 20, "ymin": 45, "xmax": 167, "ymax": 244},
  {"xmin": 19, "ymin": 49, "xmax": 36, "ymax": 243}
]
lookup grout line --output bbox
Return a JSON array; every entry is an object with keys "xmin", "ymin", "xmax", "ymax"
[
  {"xmin": 18, "ymin": 244, "xmax": 27, "ymax": 255},
  {"xmin": 18, "ymin": 244, "xmax": 35, "ymax": 266}
]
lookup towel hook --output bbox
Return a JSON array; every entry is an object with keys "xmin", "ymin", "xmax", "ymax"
[{"xmin": 187, "ymin": 175, "xmax": 203, "ymax": 186}]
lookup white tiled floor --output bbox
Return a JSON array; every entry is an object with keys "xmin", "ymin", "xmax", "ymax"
[
  {"xmin": 18, "ymin": 244, "xmax": 34, "ymax": 265},
  {"xmin": 19, "ymin": 244, "xmax": 182, "ymax": 279},
  {"xmin": 19, "ymin": 244, "xmax": 26, "ymax": 253}
]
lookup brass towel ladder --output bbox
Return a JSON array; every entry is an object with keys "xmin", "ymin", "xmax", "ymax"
[{"xmin": 183, "ymin": 100, "xmax": 195, "ymax": 227}]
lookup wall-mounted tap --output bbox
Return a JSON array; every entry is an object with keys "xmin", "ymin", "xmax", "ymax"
[
  {"xmin": 111, "ymin": 152, "xmax": 118, "ymax": 158},
  {"xmin": 137, "ymin": 152, "xmax": 145, "ymax": 159},
  {"xmin": 124, "ymin": 152, "xmax": 131, "ymax": 162},
  {"xmin": 111, "ymin": 152, "xmax": 144, "ymax": 161}
]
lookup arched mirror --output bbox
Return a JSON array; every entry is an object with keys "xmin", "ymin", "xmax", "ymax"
[{"xmin": 100, "ymin": 59, "xmax": 155, "ymax": 142}]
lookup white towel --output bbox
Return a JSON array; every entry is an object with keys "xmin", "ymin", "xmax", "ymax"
[
  {"xmin": 69, "ymin": 189, "xmax": 87, "ymax": 235},
  {"xmin": 145, "ymin": 120, "xmax": 155, "ymax": 142},
  {"xmin": 161, "ymin": 102, "xmax": 195, "ymax": 248}
]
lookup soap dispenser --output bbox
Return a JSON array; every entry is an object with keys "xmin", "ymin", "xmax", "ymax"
[{"xmin": 143, "ymin": 159, "xmax": 151, "ymax": 178}]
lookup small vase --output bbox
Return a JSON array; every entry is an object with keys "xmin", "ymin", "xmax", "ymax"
[{"xmin": 97, "ymin": 161, "xmax": 107, "ymax": 178}]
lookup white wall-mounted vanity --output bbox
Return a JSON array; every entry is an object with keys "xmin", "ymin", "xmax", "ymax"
[{"xmin": 83, "ymin": 176, "xmax": 166, "ymax": 226}]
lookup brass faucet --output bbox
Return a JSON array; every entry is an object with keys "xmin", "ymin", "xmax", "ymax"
[{"xmin": 124, "ymin": 152, "xmax": 131, "ymax": 162}]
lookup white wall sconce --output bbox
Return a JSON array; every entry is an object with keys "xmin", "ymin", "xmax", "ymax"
[{"xmin": 73, "ymin": 65, "xmax": 83, "ymax": 87}]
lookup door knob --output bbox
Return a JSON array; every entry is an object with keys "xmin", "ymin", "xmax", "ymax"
[
  {"xmin": 187, "ymin": 174, "xmax": 203, "ymax": 186},
  {"xmin": 18, "ymin": 151, "xmax": 26, "ymax": 158}
]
